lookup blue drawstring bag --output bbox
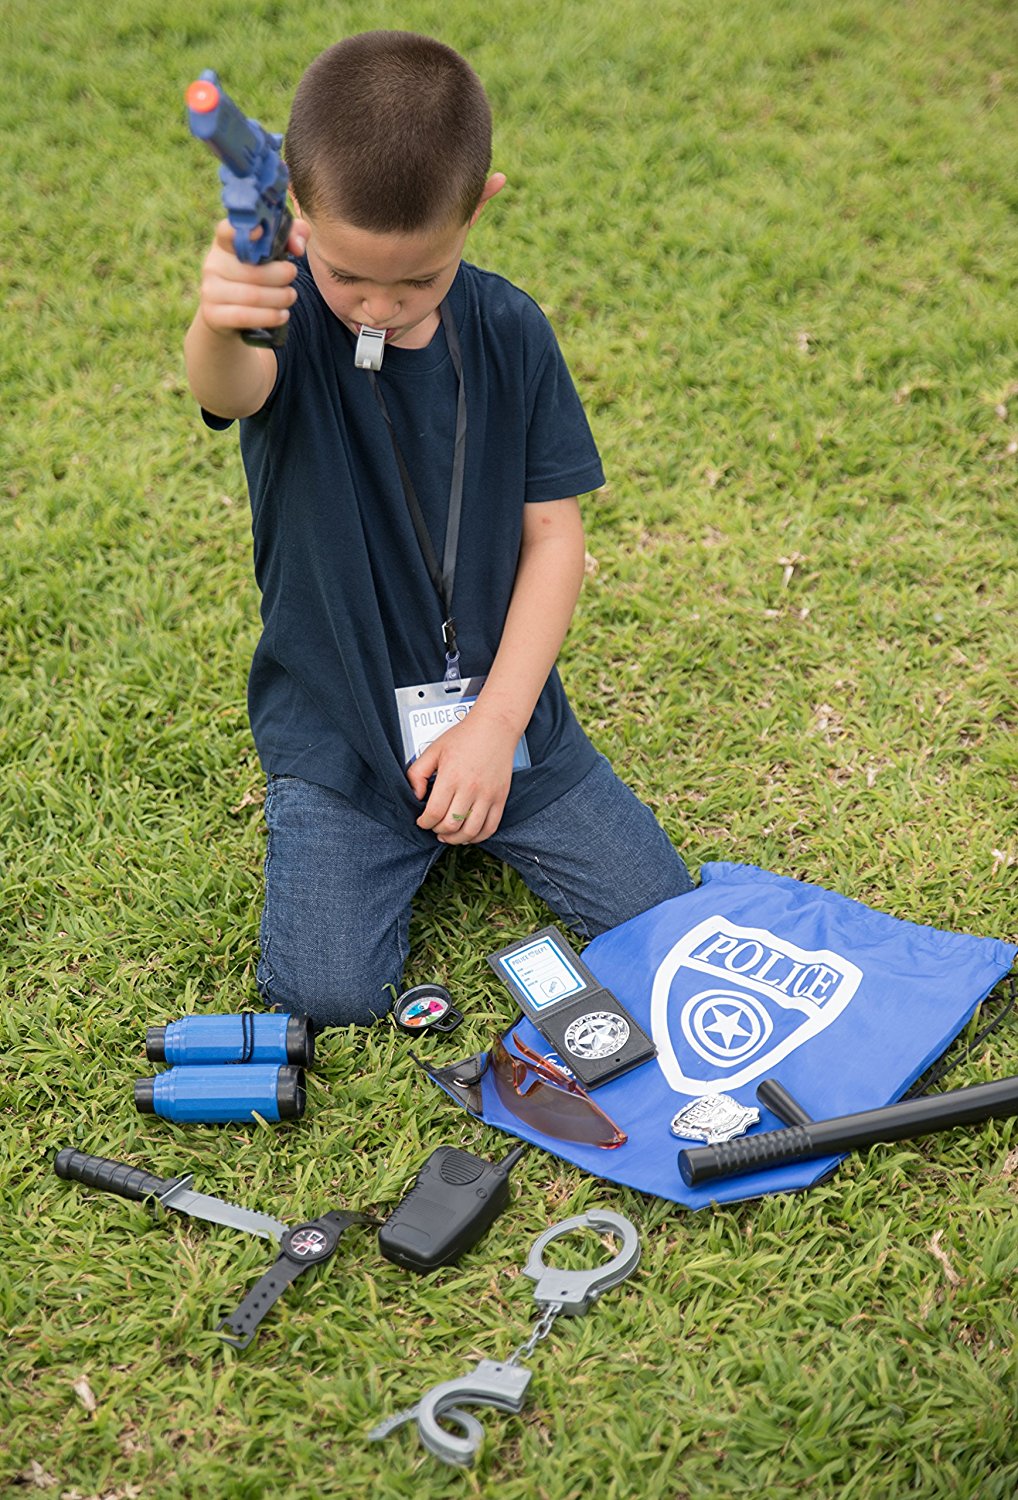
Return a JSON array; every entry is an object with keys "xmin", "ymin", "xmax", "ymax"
[{"xmin": 434, "ymin": 864, "xmax": 1015, "ymax": 1207}]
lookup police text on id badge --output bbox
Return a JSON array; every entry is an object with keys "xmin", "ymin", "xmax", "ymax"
[{"xmin": 395, "ymin": 677, "xmax": 531, "ymax": 771}]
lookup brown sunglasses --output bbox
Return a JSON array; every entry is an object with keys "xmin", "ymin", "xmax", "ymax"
[{"xmin": 419, "ymin": 1031, "xmax": 627, "ymax": 1149}]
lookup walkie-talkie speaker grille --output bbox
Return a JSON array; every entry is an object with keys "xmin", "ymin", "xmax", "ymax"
[{"xmin": 439, "ymin": 1149, "xmax": 484, "ymax": 1184}]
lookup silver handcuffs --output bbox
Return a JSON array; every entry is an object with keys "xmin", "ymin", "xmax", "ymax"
[{"xmin": 369, "ymin": 1208, "xmax": 641, "ymax": 1466}]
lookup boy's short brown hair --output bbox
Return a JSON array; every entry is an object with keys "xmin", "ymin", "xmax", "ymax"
[{"xmin": 286, "ymin": 31, "xmax": 493, "ymax": 234}]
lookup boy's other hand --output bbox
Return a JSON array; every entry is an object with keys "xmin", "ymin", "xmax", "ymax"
[
  {"xmin": 407, "ymin": 712, "xmax": 515, "ymax": 845},
  {"xmin": 197, "ymin": 217, "xmax": 310, "ymax": 339}
]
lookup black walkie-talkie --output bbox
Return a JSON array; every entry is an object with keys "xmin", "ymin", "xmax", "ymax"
[{"xmin": 378, "ymin": 1144, "xmax": 525, "ymax": 1272}]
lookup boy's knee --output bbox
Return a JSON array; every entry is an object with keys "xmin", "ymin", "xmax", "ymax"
[{"xmin": 256, "ymin": 953, "xmax": 398, "ymax": 1030}]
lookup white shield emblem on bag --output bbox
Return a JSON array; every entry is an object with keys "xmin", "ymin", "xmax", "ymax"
[{"xmin": 650, "ymin": 916, "xmax": 862, "ymax": 1096}]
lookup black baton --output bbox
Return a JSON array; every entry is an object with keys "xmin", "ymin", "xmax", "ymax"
[{"xmin": 678, "ymin": 1075, "xmax": 1018, "ymax": 1187}]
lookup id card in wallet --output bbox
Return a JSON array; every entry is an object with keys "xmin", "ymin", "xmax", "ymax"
[
  {"xmin": 395, "ymin": 676, "xmax": 531, "ymax": 770},
  {"xmin": 487, "ymin": 926, "xmax": 657, "ymax": 1088}
]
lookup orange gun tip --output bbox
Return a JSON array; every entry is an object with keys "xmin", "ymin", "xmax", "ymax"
[{"xmin": 186, "ymin": 79, "xmax": 220, "ymax": 113}]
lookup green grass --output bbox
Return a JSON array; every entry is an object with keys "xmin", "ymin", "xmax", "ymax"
[{"xmin": 3, "ymin": 0, "xmax": 1017, "ymax": 1494}]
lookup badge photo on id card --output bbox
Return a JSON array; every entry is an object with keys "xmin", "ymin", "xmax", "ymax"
[{"xmin": 395, "ymin": 677, "xmax": 531, "ymax": 770}]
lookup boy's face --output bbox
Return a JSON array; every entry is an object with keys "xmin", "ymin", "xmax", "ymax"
[{"xmin": 294, "ymin": 176, "xmax": 504, "ymax": 351}]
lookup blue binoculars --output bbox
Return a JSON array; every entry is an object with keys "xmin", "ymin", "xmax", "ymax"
[
  {"xmin": 146, "ymin": 1011, "xmax": 314, "ymax": 1068},
  {"xmin": 135, "ymin": 1011, "xmax": 314, "ymax": 1124},
  {"xmin": 135, "ymin": 1063, "xmax": 305, "ymax": 1122}
]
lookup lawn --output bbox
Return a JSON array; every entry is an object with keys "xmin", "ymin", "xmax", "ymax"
[{"xmin": 2, "ymin": 0, "xmax": 1016, "ymax": 1495}]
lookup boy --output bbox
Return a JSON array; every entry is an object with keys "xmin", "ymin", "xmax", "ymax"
[{"xmin": 185, "ymin": 31, "xmax": 692, "ymax": 1029}]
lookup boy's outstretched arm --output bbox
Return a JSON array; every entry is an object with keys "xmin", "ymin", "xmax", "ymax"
[
  {"xmin": 184, "ymin": 217, "xmax": 308, "ymax": 418},
  {"xmin": 408, "ymin": 497, "xmax": 587, "ymax": 845}
]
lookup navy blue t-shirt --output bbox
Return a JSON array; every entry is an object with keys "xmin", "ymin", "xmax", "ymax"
[{"xmin": 210, "ymin": 259, "xmax": 604, "ymax": 846}]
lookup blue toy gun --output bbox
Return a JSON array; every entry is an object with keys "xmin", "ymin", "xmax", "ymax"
[{"xmin": 186, "ymin": 70, "xmax": 293, "ymax": 348}]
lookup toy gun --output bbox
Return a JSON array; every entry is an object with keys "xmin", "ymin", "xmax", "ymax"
[{"xmin": 186, "ymin": 69, "xmax": 292, "ymax": 348}]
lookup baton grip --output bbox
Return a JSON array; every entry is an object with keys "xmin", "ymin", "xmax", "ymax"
[
  {"xmin": 679, "ymin": 1075, "xmax": 1018, "ymax": 1187},
  {"xmin": 54, "ymin": 1148, "xmax": 177, "ymax": 1201}
]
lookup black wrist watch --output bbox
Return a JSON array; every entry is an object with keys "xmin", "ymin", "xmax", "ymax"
[{"xmin": 219, "ymin": 1210, "xmax": 378, "ymax": 1350}]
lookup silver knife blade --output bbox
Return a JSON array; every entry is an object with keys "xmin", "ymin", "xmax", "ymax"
[{"xmin": 156, "ymin": 1175, "xmax": 288, "ymax": 1243}]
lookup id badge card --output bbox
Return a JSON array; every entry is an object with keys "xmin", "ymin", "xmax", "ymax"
[
  {"xmin": 395, "ymin": 676, "xmax": 531, "ymax": 770},
  {"xmin": 487, "ymin": 926, "xmax": 656, "ymax": 1088}
]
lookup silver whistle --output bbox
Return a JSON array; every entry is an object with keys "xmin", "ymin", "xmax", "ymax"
[{"xmin": 354, "ymin": 325, "xmax": 386, "ymax": 370}]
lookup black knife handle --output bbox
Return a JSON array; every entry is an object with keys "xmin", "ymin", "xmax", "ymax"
[{"xmin": 54, "ymin": 1148, "xmax": 178, "ymax": 1201}]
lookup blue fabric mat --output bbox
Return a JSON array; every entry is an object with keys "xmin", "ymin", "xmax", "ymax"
[{"xmin": 436, "ymin": 864, "xmax": 1016, "ymax": 1207}]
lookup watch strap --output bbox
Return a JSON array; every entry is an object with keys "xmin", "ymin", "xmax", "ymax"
[{"xmin": 218, "ymin": 1210, "xmax": 377, "ymax": 1350}]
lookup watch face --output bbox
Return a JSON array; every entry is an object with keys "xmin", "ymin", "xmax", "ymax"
[{"xmin": 288, "ymin": 1225, "xmax": 330, "ymax": 1258}]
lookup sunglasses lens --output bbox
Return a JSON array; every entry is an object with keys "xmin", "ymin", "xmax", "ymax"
[{"xmin": 490, "ymin": 1039, "xmax": 627, "ymax": 1149}]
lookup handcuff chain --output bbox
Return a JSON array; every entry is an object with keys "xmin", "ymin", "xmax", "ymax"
[{"xmin": 506, "ymin": 1302, "xmax": 563, "ymax": 1367}]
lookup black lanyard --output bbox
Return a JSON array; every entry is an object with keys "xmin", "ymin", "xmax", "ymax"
[{"xmin": 367, "ymin": 301, "xmax": 467, "ymax": 684}]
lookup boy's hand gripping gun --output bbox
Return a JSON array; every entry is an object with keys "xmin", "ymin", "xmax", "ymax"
[
  {"xmin": 186, "ymin": 70, "xmax": 293, "ymax": 349},
  {"xmin": 186, "ymin": 70, "xmax": 386, "ymax": 369}
]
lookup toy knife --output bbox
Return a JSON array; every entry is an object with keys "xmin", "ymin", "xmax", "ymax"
[{"xmin": 54, "ymin": 1147, "xmax": 287, "ymax": 1242}]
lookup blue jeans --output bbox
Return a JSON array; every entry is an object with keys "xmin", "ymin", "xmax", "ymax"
[{"xmin": 257, "ymin": 754, "xmax": 693, "ymax": 1028}]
